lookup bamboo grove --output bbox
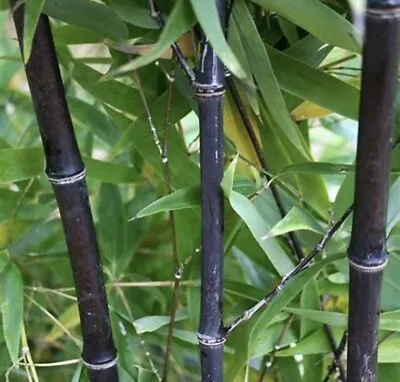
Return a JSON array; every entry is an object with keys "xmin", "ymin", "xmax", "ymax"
[{"xmin": 1, "ymin": 0, "xmax": 400, "ymax": 381}]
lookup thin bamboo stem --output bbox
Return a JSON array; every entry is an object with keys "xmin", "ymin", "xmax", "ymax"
[
  {"xmin": 346, "ymin": 2, "xmax": 400, "ymax": 381},
  {"xmin": 10, "ymin": 4, "xmax": 118, "ymax": 381},
  {"xmin": 323, "ymin": 331, "xmax": 347, "ymax": 382},
  {"xmin": 160, "ymin": 68, "xmax": 183, "ymax": 382},
  {"xmin": 259, "ymin": 314, "xmax": 295, "ymax": 381},
  {"xmin": 133, "ymin": 69, "xmax": 182, "ymax": 381},
  {"xmin": 195, "ymin": 1, "xmax": 226, "ymax": 380}
]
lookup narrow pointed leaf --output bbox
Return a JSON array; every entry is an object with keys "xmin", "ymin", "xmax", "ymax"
[
  {"xmin": 23, "ymin": 0, "xmax": 46, "ymax": 62},
  {"xmin": 1, "ymin": 263, "xmax": 23, "ymax": 362},
  {"xmin": 250, "ymin": 0, "xmax": 361, "ymax": 53},
  {"xmin": 106, "ymin": 0, "xmax": 195, "ymax": 78},
  {"xmin": 189, "ymin": 0, "xmax": 246, "ymax": 79},
  {"xmin": 43, "ymin": 0, "xmax": 128, "ymax": 41}
]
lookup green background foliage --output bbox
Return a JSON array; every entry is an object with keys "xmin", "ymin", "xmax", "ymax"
[{"xmin": 0, "ymin": 0, "xmax": 399, "ymax": 381}]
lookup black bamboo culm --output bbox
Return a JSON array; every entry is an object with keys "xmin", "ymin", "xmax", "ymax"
[
  {"xmin": 195, "ymin": 1, "xmax": 226, "ymax": 381},
  {"xmin": 347, "ymin": 1, "xmax": 400, "ymax": 380},
  {"xmin": 9, "ymin": 4, "xmax": 118, "ymax": 381}
]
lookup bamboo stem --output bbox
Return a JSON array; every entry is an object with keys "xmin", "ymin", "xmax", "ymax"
[
  {"xmin": 10, "ymin": 4, "xmax": 118, "ymax": 381},
  {"xmin": 195, "ymin": 1, "xmax": 226, "ymax": 380},
  {"xmin": 347, "ymin": 2, "xmax": 400, "ymax": 381}
]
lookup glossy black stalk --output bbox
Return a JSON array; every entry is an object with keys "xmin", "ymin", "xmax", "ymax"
[
  {"xmin": 195, "ymin": 1, "xmax": 226, "ymax": 381},
  {"xmin": 9, "ymin": 4, "xmax": 118, "ymax": 381},
  {"xmin": 347, "ymin": 1, "xmax": 400, "ymax": 381}
]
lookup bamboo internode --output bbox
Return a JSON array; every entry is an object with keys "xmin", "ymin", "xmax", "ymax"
[{"xmin": 9, "ymin": 3, "xmax": 118, "ymax": 381}]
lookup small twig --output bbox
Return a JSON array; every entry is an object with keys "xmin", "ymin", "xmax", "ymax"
[
  {"xmin": 113, "ymin": 280, "xmax": 197, "ymax": 288},
  {"xmin": 224, "ymin": 204, "xmax": 353, "ymax": 336},
  {"xmin": 323, "ymin": 331, "xmax": 348, "ymax": 382},
  {"xmin": 116, "ymin": 286, "xmax": 162, "ymax": 381},
  {"xmin": 134, "ymin": 65, "xmax": 183, "ymax": 381},
  {"xmin": 259, "ymin": 314, "xmax": 295, "ymax": 381},
  {"xmin": 149, "ymin": 0, "xmax": 196, "ymax": 83},
  {"xmin": 160, "ymin": 66, "xmax": 183, "ymax": 382},
  {"xmin": 21, "ymin": 324, "xmax": 39, "ymax": 382},
  {"xmin": 25, "ymin": 294, "xmax": 82, "ymax": 347}
]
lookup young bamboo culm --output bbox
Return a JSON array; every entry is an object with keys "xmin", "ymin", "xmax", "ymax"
[
  {"xmin": 347, "ymin": 1, "xmax": 400, "ymax": 380},
  {"xmin": 9, "ymin": 4, "xmax": 118, "ymax": 381},
  {"xmin": 195, "ymin": 1, "xmax": 226, "ymax": 380}
]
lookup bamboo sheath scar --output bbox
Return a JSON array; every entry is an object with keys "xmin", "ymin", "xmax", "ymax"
[
  {"xmin": 9, "ymin": 4, "xmax": 118, "ymax": 381},
  {"xmin": 347, "ymin": 1, "xmax": 400, "ymax": 381}
]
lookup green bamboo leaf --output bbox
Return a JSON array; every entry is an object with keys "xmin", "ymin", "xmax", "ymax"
[
  {"xmin": 109, "ymin": 0, "xmax": 158, "ymax": 29},
  {"xmin": 133, "ymin": 310, "xmax": 188, "ymax": 334},
  {"xmin": 98, "ymin": 183, "xmax": 126, "ymax": 266},
  {"xmin": 276, "ymin": 326, "xmax": 344, "ymax": 356},
  {"xmin": 105, "ymin": 0, "xmax": 195, "ymax": 78},
  {"xmin": 250, "ymin": 253, "xmax": 345, "ymax": 353},
  {"xmin": 233, "ymin": 0, "xmax": 308, "ymax": 157},
  {"xmin": 189, "ymin": 0, "xmax": 246, "ymax": 79},
  {"xmin": 277, "ymin": 16, "xmax": 299, "ymax": 45},
  {"xmin": 222, "ymin": 157, "xmax": 294, "ymax": 276},
  {"xmin": 23, "ymin": 0, "xmax": 46, "ymax": 63},
  {"xmin": 267, "ymin": 46, "xmax": 360, "ymax": 120},
  {"xmin": 69, "ymin": 97, "xmax": 121, "ymax": 146},
  {"xmin": 250, "ymin": 0, "xmax": 361, "ymax": 53},
  {"xmin": 43, "ymin": 0, "xmax": 128, "ymax": 41},
  {"xmin": 300, "ymin": 281, "xmax": 323, "ymax": 382},
  {"xmin": 53, "ymin": 25, "xmax": 102, "ymax": 45},
  {"xmin": 85, "ymin": 158, "xmax": 138, "ymax": 184},
  {"xmin": 0, "ymin": 251, "xmax": 9, "ymax": 274},
  {"xmin": 379, "ymin": 334, "xmax": 400, "ymax": 363},
  {"xmin": 1, "ymin": 262, "xmax": 23, "ymax": 362},
  {"xmin": 71, "ymin": 363, "xmax": 83, "ymax": 382},
  {"xmin": 285, "ymin": 307, "xmax": 347, "ymax": 328},
  {"xmin": 134, "ymin": 185, "xmax": 201, "ymax": 219},
  {"xmin": 264, "ymin": 206, "xmax": 324, "ymax": 239},
  {"xmin": 67, "ymin": 62, "xmax": 144, "ymax": 117},
  {"xmin": 45, "ymin": 304, "xmax": 80, "ymax": 343},
  {"xmin": 284, "ymin": 307, "xmax": 400, "ymax": 332},
  {"xmin": 0, "ymin": 148, "xmax": 44, "ymax": 183},
  {"xmin": 386, "ymin": 177, "xmax": 400, "ymax": 234}
]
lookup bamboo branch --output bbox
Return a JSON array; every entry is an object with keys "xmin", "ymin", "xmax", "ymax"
[
  {"xmin": 259, "ymin": 314, "xmax": 295, "ymax": 381},
  {"xmin": 323, "ymin": 331, "xmax": 347, "ymax": 382},
  {"xmin": 346, "ymin": 2, "xmax": 400, "ymax": 380},
  {"xmin": 224, "ymin": 205, "xmax": 353, "ymax": 335},
  {"xmin": 10, "ymin": 4, "xmax": 118, "ymax": 381},
  {"xmin": 149, "ymin": 0, "xmax": 196, "ymax": 84}
]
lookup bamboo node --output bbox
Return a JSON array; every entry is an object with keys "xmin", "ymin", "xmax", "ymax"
[
  {"xmin": 196, "ymin": 333, "xmax": 226, "ymax": 347},
  {"xmin": 193, "ymin": 82, "xmax": 225, "ymax": 97},
  {"xmin": 47, "ymin": 169, "xmax": 86, "ymax": 185},
  {"xmin": 367, "ymin": 7, "xmax": 400, "ymax": 18},
  {"xmin": 348, "ymin": 258, "xmax": 388, "ymax": 272},
  {"xmin": 82, "ymin": 354, "xmax": 118, "ymax": 371}
]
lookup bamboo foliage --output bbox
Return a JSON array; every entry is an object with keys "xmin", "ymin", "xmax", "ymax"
[
  {"xmin": 9, "ymin": 2, "xmax": 118, "ymax": 381},
  {"xmin": 4, "ymin": 0, "xmax": 400, "ymax": 381},
  {"xmin": 347, "ymin": 1, "xmax": 400, "ymax": 380}
]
